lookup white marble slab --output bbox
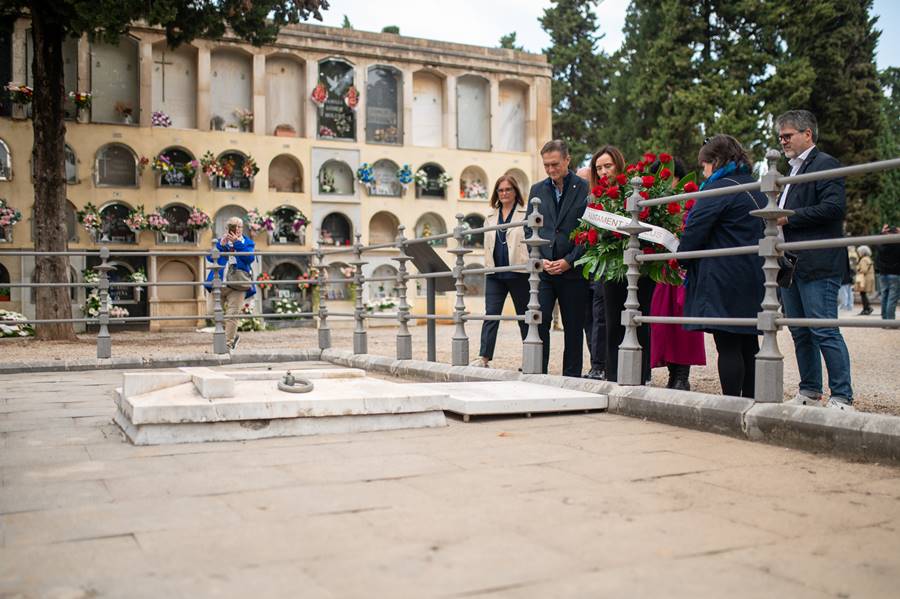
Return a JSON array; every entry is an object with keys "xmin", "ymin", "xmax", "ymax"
[{"xmin": 416, "ymin": 381, "xmax": 607, "ymax": 416}]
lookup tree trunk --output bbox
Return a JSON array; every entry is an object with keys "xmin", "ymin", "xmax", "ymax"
[{"xmin": 30, "ymin": 4, "xmax": 76, "ymax": 340}]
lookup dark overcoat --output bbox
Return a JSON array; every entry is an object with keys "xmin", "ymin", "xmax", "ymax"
[{"xmin": 524, "ymin": 171, "xmax": 589, "ymax": 280}]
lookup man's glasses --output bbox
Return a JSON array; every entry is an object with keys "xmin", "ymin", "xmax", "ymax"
[{"xmin": 778, "ymin": 130, "xmax": 808, "ymax": 143}]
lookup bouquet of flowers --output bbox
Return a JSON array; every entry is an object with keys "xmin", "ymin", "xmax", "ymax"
[
  {"xmin": 108, "ymin": 305, "xmax": 130, "ymax": 319},
  {"xmin": 241, "ymin": 156, "xmax": 259, "ymax": 179},
  {"xmin": 82, "ymin": 289, "xmax": 108, "ymax": 318},
  {"xmin": 318, "ymin": 126, "xmax": 335, "ymax": 138},
  {"xmin": 256, "ymin": 272, "xmax": 272, "ymax": 291},
  {"xmin": 0, "ymin": 309, "xmax": 34, "ymax": 338},
  {"xmin": 238, "ymin": 302, "xmax": 265, "ymax": 331},
  {"xmin": 187, "ymin": 207, "xmax": 211, "ymax": 231},
  {"xmin": 311, "ymin": 82, "xmax": 328, "ymax": 108},
  {"xmin": 82, "ymin": 268, "xmax": 100, "ymax": 286},
  {"xmin": 130, "ymin": 268, "xmax": 147, "ymax": 284},
  {"xmin": 572, "ymin": 151, "xmax": 698, "ymax": 285},
  {"xmin": 77, "ymin": 202, "xmax": 102, "ymax": 232},
  {"xmin": 414, "ymin": 169, "xmax": 429, "ymax": 188},
  {"xmin": 234, "ymin": 108, "xmax": 253, "ymax": 129},
  {"xmin": 68, "ymin": 91, "xmax": 91, "ymax": 109},
  {"xmin": 437, "ymin": 172, "xmax": 453, "ymax": 189},
  {"xmin": 124, "ymin": 205, "xmax": 147, "ymax": 231},
  {"xmin": 344, "ymin": 86, "xmax": 359, "ymax": 110},
  {"xmin": 146, "ymin": 211, "xmax": 170, "ymax": 233},
  {"xmin": 365, "ymin": 298, "xmax": 398, "ymax": 313},
  {"xmin": 397, "ymin": 164, "xmax": 413, "ymax": 190},
  {"xmin": 0, "ymin": 199, "xmax": 22, "ymax": 230},
  {"xmin": 138, "ymin": 156, "xmax": 150, "ymax": 173},
  {"xmin": 462, "ymin": 179, "xmax": 487, "ymax": 199},
  {"xmin": 356, "ymin": 163, "xmax": 375, "ymax": 189},
  {"xmin": 289, "ymin": 211, "xmax": 309, "ymax": 233},
  {"xmin": 200, "ymin": 151, "xmax": 219, "ymax": 180},
  {"xmin": 151, "ymin": 110, "xmax": 172, "ymax": 127},
  {"xmin": 246, "ymin": 208, "xmax": 275, "ymax": 235},
  {"xmin": 114, "ymin": 101, "xmax": 133, "ymax": 118},
  {"xmin": 297, "ymin": 270, "xmax": 317, "ymax": 290},
  {"xmin": 272, "ymin": 297, "xmax": 302, "ymax": 319},
  {"xmin": 5, "ymin": 83, "xmax": 33, "ymax": 105}
]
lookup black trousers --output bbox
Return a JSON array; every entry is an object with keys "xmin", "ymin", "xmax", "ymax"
[
  {"xmin": 539, "ymin": 274, "xmax": 588, "ymax": 377},
  {"xmin": 603, "ymin": 277, "xmax": 655, "ymax": 383},
  {"xmin": 711, "ymin": 331, "xmax": 759, "ymax": 398},
  {"xmin": 478, "ymin": 274, "xmax": 530, "ymax": 360},
  {"xmin": 585, "ymin": 280, "xmax": 606, "ymax": 371}
]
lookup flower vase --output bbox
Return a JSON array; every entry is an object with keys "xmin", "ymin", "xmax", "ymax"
[
  {"xmin": 76, "ymin": 107, "xmax": 89, "ymax": 124},
  {"xmin": 11, "ymin": 104, "xmax": 27, "ymax": 120},
  {"xmin": 261, "ymin": 287, "xmax": 269, "ymax": 301},
  {"xmin": 89, "ymin": 229, "xmax": 101, "ymax": 244}
]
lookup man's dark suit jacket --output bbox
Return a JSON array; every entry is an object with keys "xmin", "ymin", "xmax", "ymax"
[
  {"xmin": 782, "ymin": 147, "xmax": 850, "ymax": 281},
  {"xmin": 525, "ymin": 171, "xmax": 589, "ymax": 279}
]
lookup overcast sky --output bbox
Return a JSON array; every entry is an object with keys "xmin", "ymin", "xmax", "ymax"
[{"xmin": 317, "ymin": 0, "xmax": 899, "ymax": 70}]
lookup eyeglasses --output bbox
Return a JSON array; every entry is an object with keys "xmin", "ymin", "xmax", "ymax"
[
  {"xmin": 778, "ymin": 130, "xmax": 807, "ymax": 143},
  {"xmin": 497, "ymin": 187, "xmax": 515, "ymax": 194}
]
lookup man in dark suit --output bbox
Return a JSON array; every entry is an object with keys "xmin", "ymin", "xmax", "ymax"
[
  {"xmin": 526, "ymin": 140, "xmax": 590, "ymax": 377},
  {"xmin": 776, "ymin": 110, "xmax": 854, "ymax": 411}
]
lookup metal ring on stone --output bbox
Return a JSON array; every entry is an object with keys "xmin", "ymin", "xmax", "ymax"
[{"xmin": 277, "ymin": 378, "xmax": 315, "ymax": 393}]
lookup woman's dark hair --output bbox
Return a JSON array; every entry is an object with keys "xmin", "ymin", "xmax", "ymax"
[
  {"xmin": 697, "ymin": 134, "xmax": 752, "ymax": 171},
  {"xmin": 646, "ymin": 157, "xmax": 688, "ymax": 180},
  {"xmin": 588, "ymin": 145, "xmax": 626, "ymax": 188},
  {"xmin": 489, "ymin": 175, "xmax": 524, "ymax": 209}
]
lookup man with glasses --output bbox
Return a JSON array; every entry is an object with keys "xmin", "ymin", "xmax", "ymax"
[{"xmin": 775, "ymin": 110, "xmax": 854, "ymax": 411}]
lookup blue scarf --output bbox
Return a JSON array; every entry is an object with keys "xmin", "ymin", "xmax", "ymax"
[{"xmin": 699, "ymin": 161, "xmax": 749, "ymax": 190}]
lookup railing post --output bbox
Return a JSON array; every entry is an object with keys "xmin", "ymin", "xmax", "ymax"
[
  {"xmin": 449, "ymin": 213, "xmax": 471, "ymax": 366},
  {"xmin": 210, "ymin": 242, "xmax": 228, "ymax": 355},
  {"xmin": 352, "ymin": 232, "xmax": 367, "ymax": 354},
  {"xmin": 95, "ymin": 246, "xmax": 112, "ymax": 359},
  {"xmin": 394, "ymin": 225, "xmax": 413, "ymax": 360},
  {"xmin": 522, "ymin": 197, "xmax": 548, "ymax": 374},
  {"xmin": 617, "ymin": 178, "xmax": 652, "ymax": 385},
  {"xmin": 316, "ymin": 238, "xmax": 331, "ymax": 350},
  {"xmin": 752, "ymin": 149, "xmax": 792, "ymax": 402}
]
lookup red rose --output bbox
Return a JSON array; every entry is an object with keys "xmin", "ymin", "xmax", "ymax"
[
  {"xmin": 642, "ymin": 175, "xmax": 655, "ymax": 188},
  {"xmin": 626, "ymin": 164, "xmax": 637, "ymax": 173},
  {"xmin": 668, "ymin": 258, "xmax": 679, "ymax": 270},
  {"xmin": 599, "ymin": 175, "xmax": 609, "ymax": 187},
  {"xmin": 642, "ymin": 247, "xmax": 656, "ymax": 254},
  {"xmin": 606, "ymin": 186, "xmax": 620, "ymax": 199},
  {"xmin": 659, "ymin": 168, "xmax": 672, "ymax": 180},
  {"xmin": 639, "ymin": 207, "xmax": 650, "ymax": 220},
  {"xmin": 684, "ymin": 198, "xmax": 696, "ymax": 211},
  {"xmin": 683, "ymin": 181, "xmax": 699, "ymax": 193},
  {"xmin": 616, "ymin": 174, "xmax": 628, "ymax": 186},
  {"xmin": 587, "ymin": 228, "xmax": 598, "ymax": 245},
  {"xmin": 591, "ymin": 185, "xmax": 605, "ymax": 198},
  {"xmin": 667, "ymin": 202, "xmax": 681, "ymax": 215},
  {"xmin": 643, "ymin": 152, "xmax": 657, "ymax": 163},
  {"xmin": 659, "ymin": 152, "xmax": 672, "ymax": 163},
  {"xmin": 635, "ymin": 161, "xmax": 645, "ymax": 171},
  {"xmin": 594, "ymin": 202, "xmax": 605, "ymax": 211},
  {"xmin": 612, "ymin": 232, "xmax": 623, "ymax": 239},
  {"xmin": 639, "ymin": 191, "xmax": 649, "ymax": 200},
  {"xmin": 575, "ymin": 231, "xmax": 587, "ymax": 245}
]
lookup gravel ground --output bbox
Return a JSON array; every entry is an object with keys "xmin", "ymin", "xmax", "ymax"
[{"xmin": 1, "ymin": 311, "xmax": 898, "ymax": 414}]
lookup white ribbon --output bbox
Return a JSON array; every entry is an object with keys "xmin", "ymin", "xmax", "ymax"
[{"xmin": 582, "ymin": 207, "xmax": 680, "ymax": 252}]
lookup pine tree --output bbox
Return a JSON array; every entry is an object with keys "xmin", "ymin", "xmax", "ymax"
[
  {"xmin": 499, "ymin": 32, "xmax": 524, "ymax": 51},
  {"xmin": 873, "ymin": 68, "xmax": 900, "ymax": 228},
  {"xmin": 341, "ymin": 15, "xmax": 353, "ymax": 29},
  {"xmin": 539, "ymin": 0, "xmax": 612, "ymax": 166}
]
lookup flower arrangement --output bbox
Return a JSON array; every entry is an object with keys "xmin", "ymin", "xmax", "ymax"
[
  {"xmin": 152, "ymin": 153, "xmax": 198, "ymax": 185},
  {"xmin": 241, "ymin": 156, "xmax": 259, "ymax": 179},
  {"xmin": 256, "ymin": 272, "xmax": 272, "ymax": 291},
  {"xmin": 297, "ymin": 270, "xmax": 317, "ymax": 290},
  {"xmin": 364, "ymin": 298, "xmax": 397, "ymax": 313},
  {"xmin": 186, "ymin": 207, "xmax": 211, "ymax": 230},
  {"xmin": 286, "ymin": 211, "xmax": 309, "ymax": 233},
  {"xmin": 138, "ymin": 156, "xmax": 150, "ymax": 173},
  {"xmin": 572, "ymin": 151, "xmax": 697, "ymax": 285},
  {"xmin": 151, "ymin": 110, "xmax": 172, "ymax": 127},
  {"xmin": 397, "ymin": 164, "xmax": 413, "ymax": 190},
  {"xmin": 319, "ymin": 169, "xmax": 336, "ymax": 193},
  {"xmin": 124, "ymin": 205, "xmax": 147, "ymax": 231},
  {"xmin": 199, "ymin": 152, "xmax": 256, "ymax": 181},
  {"xmin": 5, "ymin": 83, "xmax": 33, "ymax": 105},
  {"xmin": 246, "ymin": 208, "xmax": 275, "ymax": 235},
  {"xmin": 356, "ymin": 163, "xmax": 375, "ymax": 189},
  {"xmin": 82, "ymin": 268, "xmax": 100, "ymax": 286},
  {"xmin": 130, "ymin": 268, "xmax": 147, "ymax": 284},
  {"xmin": 200, "ymin": 151, "xmax": 220, "ymax": 179},
  {"xmin": 68, "ymin": 91, "xmax": 91, "ymax": 109},
  {"xmin": 114, "ymin": 101, "xmax": 133, "ymax": 118},
  {"xmin": 462, "ymin": 179, "xmax": 488, "ymax": 199},
  {"xmin": 0, "ymin": 309, "xmax": 35, "ymax": 338},
  {"xmin": 238, "ymin": 302, "xmax": 265, "ymax": 331},
  {"xmin": 272, "ymin": 297, "xmax": 302, "ymax": 319},
  {"xmin": 234, "ymin": 108, "xmax": 254, "ymax": 129},
  {"xmin": 311, "ymin": 82, "xmax": 328, "ymax": 108},
  {"xmin": 344, "ymin": 85, "xmax": 359, "ymax": 110},
  {"xmin": 109, "ymin": 305, "xmax": 130, "ymax": 319},
  {"xmin": 318, "ymin": 125, "xmax": 336, "ymax": 138},
  {"xmin": 437, "ymin": 172, "xmax": 453, "ymax": 189},
  {"xmin": 76, "ymin": 202, "xmax": 102, "ymax": 232},
  {"xmin": 146, "ymin": 211, "xmax": 170, "ymax": 233},
  {"xmin": 0, "ymin": 199, "xmax": 22, "ymax": 230},
  {"xmin": 414, "ymin": 169, "xmax": 429, "ymax": 188}
]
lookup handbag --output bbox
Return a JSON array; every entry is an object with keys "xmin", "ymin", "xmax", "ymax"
[{"xmin": 225, "ymin": 266, "xmax": 253, "ymax": 291}]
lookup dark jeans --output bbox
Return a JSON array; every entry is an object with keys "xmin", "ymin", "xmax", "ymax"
[
  {"xmin": 603, "ymin": 277, "xmax": 655, "ymax": 383},
  {"xmin": 584, "ymin": 280, "xmax": 605, "ymax": 371},
  {"xmin": 479, "ymin": 274, "xmax": 530, "ymax": 360},
  {"xmin": 539, "ymin": 274, "xmax": 588, "ymax": 377},
  {"xmin": 711, "ymin": 331, "xmax": 758, "ymax": 398}
]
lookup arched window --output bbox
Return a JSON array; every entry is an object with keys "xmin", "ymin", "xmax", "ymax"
[
  {"xmin": 99, "ymin": 203, "xmax": 137, "ymax": 243},
  {"xmin": 457, "ymin": 75, "xmax": 490, "ymax": 151},
  {"xmin": 324, "ymin": 261, "xmax": 352, "ymax": 300},
  {"xmin": 0, "ymin": 27, "xmax": 11, "ymax": 118},
  {"xmin": 321, "ymin": 213, "xmax": 352, "ymax": 246},
  {"xmin": 371, "ymin": 264, "xmax": 398, "ymax": 299},
  {"xmin": 213, "ymin": 205, "xmax": 248, "ymax": 239},
  {"xmin": 106, "ymin": 261, "xmax": 136, "ymax": 303},
  {"xmin": 270, "ymin": 206, "xmax": 307, "ymax": 245},
  {"xmin": 212, "ymin": 151, "xmax": 253, "ymax": 191},
  {"xmin": 366, "ymin": 66, "xmax": 402, "ymax": 145},
  {"xmin": 504, "ymin": 169, "xmax": 529, "ymax": 196},
  {"xmin": 370, "ymin": 159, "xmax": 402, "ymax": 197},
  {"xmin": 414, "ymin": 213, "xmax": 447, "ymax": 247},
  {"xmin": 464, "ymin": 214, "xmax": 485, "ymax": 248},
  {"xmin": 270, "ymin": 261, "xmax": 303, "ymax": 299},
  {"xmin": 158, "ymin": 260, "xmax": 196, "ymax": 300},
  {"xmin": 318, "ymin": 159, "xmax": 354, "ymax": 195},
  {"xmin": 416, "ymin": 163, "xmax": 447, "ymax": 199},
  {"xmin": 368, "ymin": 211, "xmax": 400, "ymax": 244},
  {"xmin": 95, "ymin": 143, "xmax": 139, "ymax": 188},
  {"xmin": 0, "ymin": 262, "xmax": 10, "ymax": 302},
  {"xmin": 268, "ymin": 154, "xmax": 303, "ymax": 193},
  {"xmin": 156, "ymin": 147, "xmax": 196, "ymax": 188},
  {"xmin": 160, "ymin": 204, "xmax": 196, "ymax": 244},
  {"xmin": 462, "ymin": 263, "xmax": 486, "ymax": 296},
  {"xmin": 316, "ymin": 59, "xmax": 356, "ymax": 141},
  {"xmin": 90, "ymin": 36, "xmax": 139, "ymax": 124},
  {"xmin": 0, "ymin": 139, "xmax": 11, "ymax": 180},
  {"xmin": 460, "ymin": 165, "xmax": 488, "ymax": 200}
]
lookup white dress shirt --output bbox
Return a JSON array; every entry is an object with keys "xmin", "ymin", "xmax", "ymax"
[{"xmin": 778, "ymin": 145, "xmax": 815, "ymax": 209}]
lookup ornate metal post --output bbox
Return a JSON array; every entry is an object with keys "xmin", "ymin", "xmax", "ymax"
[
  {"xmin": 316, "ymin": 236, "xmax": 331, "ymax": 350},
  {"xmin": 522, "ymin": 197, "xmax": 548, "ymax": 374},
  {"xmin": 351, "ymin": 232, "xmax": 368, "ymax": 354},
  {"xmin": 617, "ymin": 178, "xmax": 651, "ymax": 385},
  {"xmin": 95, "ymin": 245, "xmax": 112, "ymax": 359},
  {"xmin": 449, "ymin": 213, "xmax": 471, "ymax": 366},
  {"xmin": 210, "ymin": 242, "xmax": 227, "ymax": 355},
  {"xmin": 752, "ymin": 149, "xmax": 792, "ymax": 402},
  {"xmin": 394, "ymin": 225, "xmax": 413, "ymax": 360}
]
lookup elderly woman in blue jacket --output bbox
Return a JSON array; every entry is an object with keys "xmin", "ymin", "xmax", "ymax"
[
  {"xmin": 679, "ymin": 134, "xmax": 766, "ymax": 398},
  {"xmin": 205, "ymin": 216, "xmax": 256, "ymax": 350}
]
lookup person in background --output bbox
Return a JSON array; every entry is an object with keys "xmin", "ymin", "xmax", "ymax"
[
  {"xmin": 204, "ymin": 217, "xmax": 256, "ymax": 351},
  {"xmin": 838, "ymin": 244, "xmax": 855, "ymax": 311},
  {"xmin": 472, "ymin": 176, "xmax": 530, "ymax": 367},
  {"xmin": 679, "ymin": 134, "xmax": 765, "ymax": 398},
  {"xmin": 875, "ymin": 225, "xmax": 900, "ymax": 320},
  {"xmin": 855, "ymin": 245, "xmax": 875, "ymax": 316}
]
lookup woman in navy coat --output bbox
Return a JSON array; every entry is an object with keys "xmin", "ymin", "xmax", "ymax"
[{"xmin": 679, "ymin": 134, "xmax": 765, "ymax": 398}]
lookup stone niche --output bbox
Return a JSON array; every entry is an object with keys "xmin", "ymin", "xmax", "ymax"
[
  {"xmin": 266, "ymin": 55, "xmax": 305, "ymax": 135},
  {"xmin": 210, "ymin": 49, "xmax": 252, "ymax": 130},
  {"xmin": 366, "ymin": 66, "xmax": 402, "ymax": 145},
  {"xmin": 498, "ymin": 81, "xmax": 527, "ymax": 153},
  {"xmin": 151, "ymin": 43, "xmax": 197, "ymax": 129},
  {"xmin": 412, "ymin": 71, "xmax": 442, "ymax": 147},
  {"xmin": 457, "ymin": 75, "xmax": 490, "ymax": 151},
  {"xmin": 91, "ymin": 36, "xmax": 140, "ymax": 124},
  {"xmin": 213, "ymin": 205, "xmax": 248, "ymax": 239}
]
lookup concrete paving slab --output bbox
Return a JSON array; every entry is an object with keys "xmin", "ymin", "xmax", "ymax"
[{"xmin": 414, "ymin": 380, "xmax": 607, "ymax": 417}]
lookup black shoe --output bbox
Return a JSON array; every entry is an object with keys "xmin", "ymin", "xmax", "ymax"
[
  {"xmin": 584, "ymin": 368, "xmax": 605, "ymax": 380},
  {"xmin": 230, "ymin": 334, "xmax": 240, "ymax": 351},
  {"xmin": 666, "ymin": 364, "xmax": 678, "ymax": 388},
  {"xmin": 671, "ymin": 365, "xmax": 691, "ymax": 391}
]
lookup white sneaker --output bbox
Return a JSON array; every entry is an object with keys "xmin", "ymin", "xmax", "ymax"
[
  {"xmin": 826, "ymin": 398, "xmax": 856, "ymax": 412},
  {"xmin": 784, "ymin": 392, "xmax": 824, "ymax": 407},
  {"xmin": 469, "ymin": 359, "xmax": 489, "ymax": 368}
]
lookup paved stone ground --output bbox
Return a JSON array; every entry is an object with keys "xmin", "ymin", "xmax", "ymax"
[{"xmin": 1, "ymin": 363, "xmax": 899, "ymax": 598}]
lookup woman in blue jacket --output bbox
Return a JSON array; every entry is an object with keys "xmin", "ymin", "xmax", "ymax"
[
  {"xmin": 205, "ymin": 217, "xmax": 256, "ymax": 350},
  {"xmin": 680, "ymin": 135, "xmax": 765, "ymax": 397}
]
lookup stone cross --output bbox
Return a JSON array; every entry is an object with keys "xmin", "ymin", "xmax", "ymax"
[{"xmin": 154, "ymin": 50, "xmax": 174, "ymax": 101}]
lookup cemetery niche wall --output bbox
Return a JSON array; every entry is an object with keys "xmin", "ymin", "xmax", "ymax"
[
  {"xmin": 370, "ymin": 159, "xmax": 402, "ymax": 197},
  {"xmin": 412, "ymin": 70, "xmax": 443, "ymax": 148},
  {"xmin": 315, "ymin": 59, "xmax": 356, "ymax": 141},
  {"xmin": 414, "ymin": 212, "xmax": 447, "ymax": 246},
  {"xmin": 151, "ymin": 44, "xmax": 197, "ymax": 129},
  {"xmin": 270, "ymin": 206, "xmax": 307, "ymax": 245},
  {"xmin": 95, "ymin": 143, "xmax": 139, "ymax": 188},
  {"xmin": 210, "ymin": 49, "xmax": 253, "ymax": 131},
  {"xmin": 321, "ymin": 212, "xmax": 352, "ymax": 246},
  {"xmin": 368, "ymin": 211, "xmax": 400, "ymax": 244},
  {"xmin": 91, "ymin": 36, "xmax": 139, "ymax": 124},
  {"xmin": 268, "ymin": 155, "xmax": 303, "ymax": 193},
  {"xmin": 318, "ymin": 159, "xmax": 354, "ymax": 196},
  {"xmin": 98, "ymin": 203, "xmax": 137, "ymax": 244},
  {"xmin": 366, "ymin": 66, "xmax": 402, "ymax": 145},
  {"xmin": 457, "ymin": 75, "xmax": 490, "ymax": 151},
  {"xmin": 266, "ymin": 56, "xmax": 304, "ymax": 136}
]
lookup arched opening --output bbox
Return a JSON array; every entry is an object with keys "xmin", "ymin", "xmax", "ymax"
[
  {"xmin": 0, "ymin": 139, "xmax": 10, "ymax": 180},
  {"xmin": 95, "ymin": 143, "xmax": 139, "ymax": 187},
  {"xmin": 155, "ymin": 147, "xmax": 196, "ymax": 188},
  {"xmin": 158, "ymin": 261, "xmax": 196, "ymax": 300},
  {"xmin": 414, "ymin": 213, "xmax": 447, "ymax": 247},
  {"xmin": 210, "ymin": 49, "xmax": 253, "ymax": 131},
  {"xmin": 65, "ymin": 200, "xmax": 78, "ymax": 242},
  {"xmin": 212, "ymin": 150, "xmax": 253, "ymax": 191},
  {"xmin": 460, "ymin": 165, "xmax": 488, "ymax": 200},
  {"xmin": 160, "ymin": 204, "xmax": 197, "ymax": 244},
  {"xmin": 324, "ymin": 261, "xmax": 352, "ymax": 300},
  {"xmin": 368, "ymin": 211, "xmax": 400, "ymax": 244},
  {"xmin": 412, "ymin": 70, "xmax": 443, "ymax": 147},
  {"xmin": 64, "ymin": 144, "xmax": 77, "ymax": 183},
  {"xmin": 463, "ymin": 263, "xmax": 486, "ymax": 296},
  {"xmin": 270, "ymin": 261, "xmax": 303, "ymax": 299},
  {"xmin": 456, "ymin": 75, "xmax": 490, "ymax": 151},
  {"xmin": 98, "ymin": 202, "xmax": 137, "ymax": 243},
  {"xmin": 366, "ymin": 65, "xmax": 402, "ymax": 145},
  {"xmin": 504, "ymin": 168, "xmax": 529, "ymax": 196},
  {"xmin": 268, "ymin": 154, "xmax": 303, "ymax": 193},
  {"xmin": 370, "ymin": 159, "xmax": 402, "ymax": 197},
  {"xmin": 266, "ymin": 55, "xmax": 305, "ymax": 136},
  {"xmin": 318, "ymin": 159, "xmax": 354, "ymax": 195},
  {"xmin": 0, "ymin": 263, "xmax": 10, "ymax": 302},
  {"xmin": 106, "ymin": 260, "xmax": 136, "ymax": 303},
  {"xmin": 464, "ymin": 214, "xmax": 485, "ymax": 248},
  {"xmin": 416, "ymin": 163, "xmax": 448, "ymax": 199},
  {"xmin": 370, "ymin": 264, "xmax": 398, "ymax": 299},
  {"xmin": 316, "ymin": 58, "xmax": 356, "ymax": 141},
  {"xmin": 321, "ymin": 212, "xmax": 352, "ymax": 246},
  {"xmin": 90, "ymin": 36, "xmax": 139, "ymax": 124},
  {"xmin": 213, "ymin": 205, "xmax": 248, "ymax": 239},
  {"xmin": 270, "ymin": 206, "xmax": 308, "ymax": 244},
  {"xmin": 498, "ymin": 80, "xmax": 528, "ymax": 152}
]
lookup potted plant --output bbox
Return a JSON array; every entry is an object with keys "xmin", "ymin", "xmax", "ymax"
[
  {"xmin": 234, "ymin": 108, "xmax": 253, "ymax": 132},
  {"xmin": 76, "ymin": 202, "xmax": 102, "ymax": 242},
  {"xmin": 151, "ymin": 110, "xmax": 172, "ymax": 128},
  {"xmin": 0, "ymin": 199, "xmax": 23, "ymax": 242},
  {"xmin": 186, "ymin": 207, "xmax": 212, "ymax": 242},
  {"xmin": 114, "ymin": 101, "xmax": 134, "ymax": 125},
  {"xmin": 130, "ymin": 268, "xmax": 147, "ymax": 301},
  {"xmin": 5, "ymin": 83, "xmax": 33, "ymax": 119},
  {"xmin": 68, "ymin": 91, "xmax": 91, "ymax": 123},
  {"xmin": 123, "ymin": 205, "xmax": 147, "ymax": 237}
]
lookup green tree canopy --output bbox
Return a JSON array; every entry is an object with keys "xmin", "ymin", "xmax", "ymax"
[{"xmin": 499, "ymin": 31, "xmax": 523, "ymax": 51}]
